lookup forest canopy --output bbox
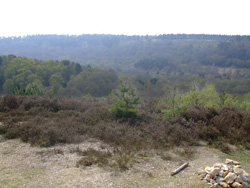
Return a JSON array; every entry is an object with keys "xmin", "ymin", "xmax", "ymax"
[
  {"xmin": 0, "ymin": 34, "xmax": 250, "ymax": 98},
  {"xmin": 0, "ymin": 55, "xmax": 118, "ymax": 97},
  {"xmin": 1, "ymin": 34, "xmax": 250, "ymax": 72}
]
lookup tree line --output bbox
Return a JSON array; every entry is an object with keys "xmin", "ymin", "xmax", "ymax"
[
  {"xmin": 1, "ymin": 54, "xmax": 250, "ymax": 100},
  {"xmin": 1, "ymin": 34, "xmax": 250, "ymax": 73},
  {"xmin": 0, "ymin": 34, "xmax": 250, "ymax": 98},
  {"xmin": 0, "ymin": 55, "xmax": 118, "ymax": 97}
]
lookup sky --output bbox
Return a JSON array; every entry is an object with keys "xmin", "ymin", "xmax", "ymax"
[{"xmin": 0, "ymin": 0, "xmax": 249, "ymax": 37}]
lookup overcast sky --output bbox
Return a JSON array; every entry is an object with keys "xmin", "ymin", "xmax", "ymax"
[{"xmin": 0, "ymin": 0, "xmax": 249, "ymax": 37}]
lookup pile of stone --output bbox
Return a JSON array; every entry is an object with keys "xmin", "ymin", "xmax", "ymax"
[{"xmin": 199, "ymin": 159, "xmax": 249, "ymax": 188}]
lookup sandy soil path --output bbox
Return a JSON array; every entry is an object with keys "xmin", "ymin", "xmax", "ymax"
[{"xmin": 0, "ymin": 136, "xmax": 249, "ymax": 188}]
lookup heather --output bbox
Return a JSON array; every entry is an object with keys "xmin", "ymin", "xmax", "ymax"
[{"xmin": 0, "ymin": 96, "xmax": 249, "ymax": 151}]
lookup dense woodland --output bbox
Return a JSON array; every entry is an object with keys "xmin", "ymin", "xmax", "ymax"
[
  {"xmin": 0, "ymin": 34, "xmax": 250, "ymax": 99},
  {"xmin": 0, "ymin": 55, "xmax": 118, "ymax": 97}
]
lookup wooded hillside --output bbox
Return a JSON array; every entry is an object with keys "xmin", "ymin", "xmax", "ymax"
[
  {"xmin": 0, "ymin": 34, "xmax": 250, "ymax": 97},
  {"xmin": 0, "ymin": 55, "xmax": 118, "ymax": 96}
]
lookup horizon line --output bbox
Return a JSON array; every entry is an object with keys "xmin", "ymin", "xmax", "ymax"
[{"xmin": 1, "ymin": 33, "xmax": 250, "ymax": 38}]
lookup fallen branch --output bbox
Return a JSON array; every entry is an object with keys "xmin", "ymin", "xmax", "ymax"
[{"xmin": 171, "ymin": 162, "xmax": 189, "ymax": 176}]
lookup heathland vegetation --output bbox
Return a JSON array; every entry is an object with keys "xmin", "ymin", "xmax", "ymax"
[
  {"xmin": 0, "ymin": 95, "xmax": 250, "ymax": 169},
  {"xmin": 0, "ymin": 34, "xmax": 250, "ymax": 170}
]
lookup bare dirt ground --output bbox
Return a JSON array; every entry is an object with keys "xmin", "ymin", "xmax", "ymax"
[{"xmin": 0, "ymin": 135, "xmax": 249, "ymax": 188}]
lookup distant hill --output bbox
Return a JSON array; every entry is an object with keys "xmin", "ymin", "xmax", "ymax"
[
  {"xmin": 0, "ymin": 34, "xmax": 250, "ymax": 74},
  {"xmin": 1, "ymin": 34, "xmax": 250, "ymax": 97}
]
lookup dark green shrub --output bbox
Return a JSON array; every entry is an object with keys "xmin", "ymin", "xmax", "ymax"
[
  {"xmin": 109, "ymin": 81, "xmax": 140, "ymax": 118},
  {"xmin": 12, "ymin": 84, "xmax": 43, "ymax": 96}
]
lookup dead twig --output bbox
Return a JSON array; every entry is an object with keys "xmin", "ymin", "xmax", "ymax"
[{"xmin": 171, "ymin": 162, "xmax": 189, "ymax": 176}]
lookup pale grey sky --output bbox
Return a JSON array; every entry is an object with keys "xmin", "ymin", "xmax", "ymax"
[{"xmin": 0, "ymin": 0, "xmax": 249, "ymax": 37}]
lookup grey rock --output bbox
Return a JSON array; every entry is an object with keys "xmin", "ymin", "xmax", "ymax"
[
  {"xmin": 215, "ymin": 176, "xmax": 224, "ymax": 183},
  {"xmin": 227, "ymin": 164, "xmax": 234, "ymax": 172},
  {"xmin": 234, "ymin": 166, "xmax": 243, "ymax": 175},
  {"xmin": 233, "ymin": 160, "xmax": 240, "ymax": 165},
  {"xmin": 221, "ymin": 165, "xmax": 229, "ymax": 171},
  {"xmin": 225, "ymin": 159, "xmax": 240, "ymax": 165},
  {"xmin": 219, "ymin": 170, "xmax": 224, "ymax": 177},
  {"xmin": 224, "ymin": 172, "xmax": 237, "ymax": 184},
  {"xmin": 235, "ymin": 175, "xmax": 244, "ymax": 183},
  {"xmin": 243, "ymin": 169, "xmax": 249, "ymax": 177},
  {"xmin": 198, "ymin": 169, "xmax": 207, "ymax": 178},
  {"xmin": 240, "ymin": 174, "xmax": 248, "ymax": 182},
  {"xmin": 242, "ymin": 182, "xmax": 249, "ymax": 188},
  {"xmin": 202, "ymin": 179, "xmax": 208, "ymax": 183},
  {"xmin": 204, "ymin": 174, "xmax": 211, "ymax": 181},
  {"xmin": 220, "ymin": 182, "xmax": 230, "ymax": 188},
  {"xmin": 213, "ymin": 163, "xmax": 222, "ymax": 168},
  {"xmin": 212, "ymin": 183, "xmax": 219, "ymax": 188},
  {"xmin": 232, "ymin": 182, "xmax": 243, "ymax": 188},
  {"xmin": 200, "ymin": 160, "xmax": 248, "ymax": 187},
  {"xmin": 205, "ymin": 166, "xmax": 212, "ymax": 173},
  {"xmin": 210, "ymin": 179, "xmax": 216, "ymax": 184},
  {"xmin": 226, "ymin": 159, "xmax": 233, "ymax": 164},
  {"xmin": 210, "ymin": 168, "xmax": 221, "ymax": 178}
]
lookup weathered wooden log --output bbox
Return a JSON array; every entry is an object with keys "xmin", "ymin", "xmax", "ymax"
[{"xmin": 171, "ymin": 162, "xmax": 189, "ymax": 176}]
